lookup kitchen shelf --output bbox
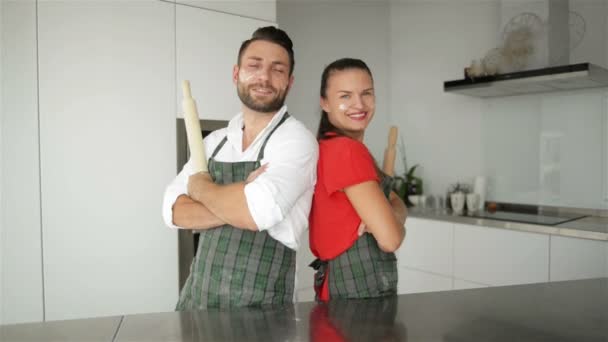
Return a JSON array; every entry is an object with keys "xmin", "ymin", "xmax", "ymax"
[{"xmin": 444, "ymin": 63, "xmax": 608, "ymax": 98}]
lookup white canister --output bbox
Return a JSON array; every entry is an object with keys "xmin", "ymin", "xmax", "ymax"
[
  {"xmin": 473, "ymin": 176, "xmax": 487, "ymax": 210},
  {"xmin": 451, "ymin": 192, "xmax": 465, "ymax": 215},
  {"xmin": 466, "ymin": 193, "xmax": 480, "ymax": 213}
]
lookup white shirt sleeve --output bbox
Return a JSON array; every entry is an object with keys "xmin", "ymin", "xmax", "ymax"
[
  {"xmin": 244, "ymin": 126, "xmax": 318, "ymax": 248},
  {"xmin": 161, "ymin": 133, "xmax": 220, "ymax": 229},
  {"xmin": 162, "ymin": 159, "xmax": 193, "ymax": 229}
]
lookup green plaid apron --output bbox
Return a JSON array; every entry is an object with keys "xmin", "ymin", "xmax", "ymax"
[
  {"xmin": 312, "ymin": 176, "xmax": 398, "ymax": 300},
  {"xmin": 176, "ymin": 113, "xmax": 295, "ymax": 310}
]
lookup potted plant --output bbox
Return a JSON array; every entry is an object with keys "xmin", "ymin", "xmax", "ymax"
[
  {"xmin": 391, "ymin": 138, "xmax": 423, "ymax": 206},
  {"xmin": 405, "ymin": 164, "xmax": 423, "ymax": 197},
  {"xmin": 391, "ymin": 164, "xmax": 423, "ymax": 207}
]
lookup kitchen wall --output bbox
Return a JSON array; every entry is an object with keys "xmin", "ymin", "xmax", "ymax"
[
  {"xmin": 277, "ymin": 0, "xmax": 391, "ymax": 161},
  {"xmin": 388, "ymin": 0, "xmax": 498, "ymax": 196},
  {"xmin": 571, "ymin": 0, "xmax": 607, "ymax": 66},
  {"xmin": 277, "ymin": 0, "xmax": 607, "ymax": 208},
  {"xmin": 481, "ymin": 0, "xmax": 608, "ymax": 209},
  {"xmin": 388, "ymin": 0, "xmax": 607, "ymax": 209}
]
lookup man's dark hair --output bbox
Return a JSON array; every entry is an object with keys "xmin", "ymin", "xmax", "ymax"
[{"xmin": 237, "ymin": 26, "xmax": 295, "ymax": 76}]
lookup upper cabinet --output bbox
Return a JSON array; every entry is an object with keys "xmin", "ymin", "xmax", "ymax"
[
  {"xmin": 37, "ymin": 0, "xmax": 178, "ymax": 321},
  {"xmin": 0, "ymin": 0, "xmax": 44, "ymax": 325},
  {"xmin": 176, "ymin": 5, "xmax": 273, "ymax": 121},
  {"xmin": 176, "ymin": 0, "xmax": 276, "ymax": 22}
]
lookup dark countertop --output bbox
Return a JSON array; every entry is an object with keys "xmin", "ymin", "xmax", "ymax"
[
  {"xmin": 2, "ymin": 278, "xmax": 607, "ymax": 341},
  {"xmin": 409, "ymin": 208, "xmax": 608, "ymax": 241}
]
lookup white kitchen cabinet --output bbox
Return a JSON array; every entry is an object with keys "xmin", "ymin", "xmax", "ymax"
[
  {"xmin": 176, "ymin": 0, "xmax": 276, "ymax": 22},
  {"xmin": 296, "ymin": 286, "xmax": 315, "ymax": 303},
  {"xmin": 606, "ymin": 243, "xmax": 608, "ymax": 278},
  {"xmin": 176, "ymin": 5, "xmax": 273, "ymax": 121},
  {"xmin": 453, "ymin": 278, "xmax": 488, "ymax": 290},
  {"xmin": 454, "ymin": 223, "xmax": 550, "ymax": 286},
  {"xmin": 550, "ymin": 236, "xmax": 608, "ymax": 282},
  {"xmin": 397, "ymin": 218, "xmax": 454, "ymax": 277},
  {"xmin": 37, "ymin": 0, "xmax": 178, "ymax": 321},
  {"xmin": 397, "ymin": 267, "xmax": 453, "ymax": 294},
  {"xmin": 296, "ymin": 232, "xmax": 315, "ymax": 292},
  {"xmin": 0, "ymin": 0, "xmax": 44, "ymax": 325}
]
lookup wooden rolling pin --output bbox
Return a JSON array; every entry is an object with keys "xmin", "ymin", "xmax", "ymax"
[
  {"xmin": 382, "ymin": 126, "xmax": 398, "ymax": 176},
  {"xmin": 182, "ymin": 80, "xmax": 208, "ymax": 173}
]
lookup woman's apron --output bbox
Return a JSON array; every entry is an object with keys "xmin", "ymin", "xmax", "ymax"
[{"xmin": 311, "ymin": 176, "xmax": 398, "ymax": 300}]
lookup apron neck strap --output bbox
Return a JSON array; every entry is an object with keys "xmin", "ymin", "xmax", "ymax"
[
  {"xmin": 210, "ymin": 112, "xmax": 291, "ymax": 161},
  {"xmin": 256, "ymin": 112, "xmax": 290, "ymax": 161}
]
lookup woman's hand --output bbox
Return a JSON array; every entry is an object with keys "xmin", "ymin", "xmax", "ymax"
[{"xmin": 357, "ymin": 222, "xmax": 368, "ymax": 236}]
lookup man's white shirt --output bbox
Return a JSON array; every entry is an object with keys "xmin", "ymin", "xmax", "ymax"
[{"xmin": 162, "ymin": 106, "xmax": 318, "ymax": 250}]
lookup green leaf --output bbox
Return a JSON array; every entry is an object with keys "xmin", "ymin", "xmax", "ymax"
[{"xmin": 406, "ymin": 164, "xmax": 419, "ymax": 179}]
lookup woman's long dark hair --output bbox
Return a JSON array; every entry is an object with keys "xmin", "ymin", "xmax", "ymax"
[{"xmin": 317, "ymin": 58, "xmax": 373, "ymax": 140}]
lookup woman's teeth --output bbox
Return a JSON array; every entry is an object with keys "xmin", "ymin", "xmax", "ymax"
[{"xmin": 348, "ymin": 112, "xmax": 367, "ymax": 119}]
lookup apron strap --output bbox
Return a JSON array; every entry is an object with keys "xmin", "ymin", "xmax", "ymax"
[
  {"xmin": 210, "ymin": 112, "xmax": 290, "ymax": 161},
  {"xmin": 256, "ymin": 112, "xmax": 290, "ymax": 161},
  {"xmin": 210, "ymin": 136, "xmax": 228, "ymax": 159},
  {"xmin": 211, "ymin": 136, "xmax": 228, "ymax": 158}
]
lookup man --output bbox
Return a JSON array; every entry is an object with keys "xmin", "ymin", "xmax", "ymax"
[{"xmin": 162, "ymin": 26, "xmax": 318, "ymax": 309}]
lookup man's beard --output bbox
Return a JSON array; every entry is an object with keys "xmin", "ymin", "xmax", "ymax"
[{"xmin": 237, "ymin": 81, "xmax": 287, "ymax": 113}]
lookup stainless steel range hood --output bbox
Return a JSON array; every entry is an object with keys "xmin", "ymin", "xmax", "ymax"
[{"xmin": 444, "ymin": 63, "xmax": 608, "ymax": 98}]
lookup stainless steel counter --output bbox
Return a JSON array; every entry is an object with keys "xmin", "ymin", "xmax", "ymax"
[
  {"xmin": 409, "ymin": 208, "xmax": 608, "ymax": 241},
  {"xmin": 2, "ymin": 278, "xmax": 607, "ymax": 341}
]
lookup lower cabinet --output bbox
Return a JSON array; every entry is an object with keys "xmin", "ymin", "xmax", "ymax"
[
  {"xmin": 453, "ymin": 278, "xmax": 488, "ymax": 290},
  {"xmin": 397, "ymin": 267, "xmax": 453, "ymax": 294},
  {"xmin": 295, "ymin": 233, "xmax": 315, "ymax": 302},
  {"xmin": 296, "ymin": 287, "xmax": 315, "ymax": 303},
  {"xmin": 398, "ymin": 217, "xmax": 454, "ymax": 276},
  {"xmin": 297, "ymin": 217, "xmax": 607, "ymax": 300},
  {"xmin": 453, "ymin": 223, "xmax": 550, "ymax": 286},
  {"xmin": 550, "ymin": 236, "xmax": 608, "ymax": 281}
]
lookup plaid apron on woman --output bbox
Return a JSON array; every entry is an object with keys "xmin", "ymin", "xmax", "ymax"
[
  {"xmin": 311, "ymin": 177, "xmax": 398, "ymax": 300},
  {"xmin": 176, "ymin": 113, "xmax": 295, "ymax": 310}
]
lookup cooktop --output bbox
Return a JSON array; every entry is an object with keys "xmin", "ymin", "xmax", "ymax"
[{"xmin": 469, "ymin": 211, "xmax": 587, "ymax": 226}]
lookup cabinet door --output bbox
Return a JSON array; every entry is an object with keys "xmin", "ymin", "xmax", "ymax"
[
  {"xmin": 38, "ymin": 1, "xmax": 178, "ymax": 321},
  {"xmin": 296, "ymin": 286, "xmax": 315, "ymax": 303},
  {"xmin": 453, "ymin": 279, "xmax": 487, "ymax": 290},
  {"xmin": 176, "ymin": 5, "xmax": 272, "ymax": 121},
  {"xmin": 397, "ymin": 217, "xmax": 454, "ymax": 277},
  {"xmin": 550, "ymin": 236, "xmax": 608, "ymax": 281},
  {"xmin": 176, "ymin": 0, "xmax": 276, "ymax": 22},
  {"xmin": 397, "ymin": 267, "xmax": 453, "ymax": 294},
  {"xmin": 0, "ymin": 0, "xmax": 44, "ymax": 324},
  {"xmin": 296, "ymin": 232, "xmax": 315, "ymax": 292},
  {"xmin": 454, "ymin": 223, "xmax": 549, "ymax": 286}
]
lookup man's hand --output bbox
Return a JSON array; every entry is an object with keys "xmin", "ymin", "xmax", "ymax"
[
  {"xmin": 186, "ymin": 170, "xmax": 258, "ymax": 230},
  {"xmin": 188, "ymin": 171, "xmax": 213, "ymax": 201}
]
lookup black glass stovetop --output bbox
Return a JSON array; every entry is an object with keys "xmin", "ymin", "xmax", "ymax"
[{"xmin": 470, "ymin": 210, "xmax": 587, "ymax": 226}]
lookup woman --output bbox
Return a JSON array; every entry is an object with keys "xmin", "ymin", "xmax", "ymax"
[{"xmin": 309, "ymin": 58, "xmax": 407, "ymax": 301}]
